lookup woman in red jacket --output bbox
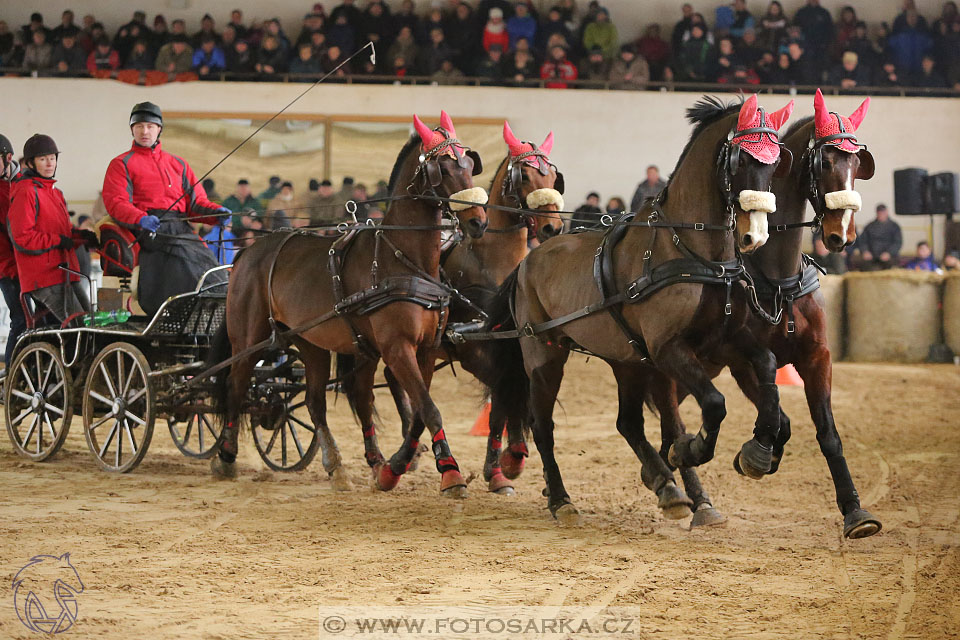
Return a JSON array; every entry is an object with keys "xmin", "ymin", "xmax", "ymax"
[
  {"xmin": 0, "ymin": 133, "xmax": 27, "ymax": 366},
  {"xmin": 8, "ymin": 134, "xmax": 97, "ymax": 325}
]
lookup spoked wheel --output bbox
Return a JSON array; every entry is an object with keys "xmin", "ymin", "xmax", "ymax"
[
  {"xmin": 4, "ymin": 342, "xmax": 73, "ymax": 461},
  {"xmin": 82, "ymin": 342, "xmax": 155, "ymax": 472},
  {"xmin": 251, "ymin": 353, "xmax": 319, "ymax": 472},
  {"xmin": 167, "ymin": 397, "xmax": 221, "ymax": 459}
]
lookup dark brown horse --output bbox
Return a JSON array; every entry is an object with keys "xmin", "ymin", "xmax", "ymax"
[
  {"xmin": 652, "ymin": 90, "xmax": 880, "ymax": 537},
  {"xmin": 345, "ymin": 122, "xmax": 566, "ymax": 494},
  {"xmin": 208, "ymin": 112, "xmax": 487, "ymax": 498},
  {"xmin": 482, "ymin": 95, "xmax": 795, "ymax": 523}
]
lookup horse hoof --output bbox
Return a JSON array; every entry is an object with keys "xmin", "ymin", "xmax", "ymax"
[
  {"xmin": 488, "ymin": 471, "xmax": 515, "ymax": 495},
  {"xmin": 499, "ymin": 444, "xmax": 528, "ymax": 480},
  {"xmin": 690, "ymin": 504, "xmax": 727, "ymax": 528},
  {"xmin": 407, "ymin": 443, "xmax": 428, "ymax": 473},
  {"xmin": 658, "ymin": 482, "xmax": 694, "ymax": 520},
  {"xmin": 374, "ymin": 463, "xmax": 402, "ymax": 491},
  {"xmin": 553, "ymin": 503, "xmax": 581, "ymax": 527},
  {"xmin": 733, "ymin": 439, "xmax": 771, "ymax": 480},
  {"xmin": 667, "ymin": 433, "xmax": 698, "ymax": 468},
  {"xmin": 330, "ymin": 467, "xmax": 353, "ymax": 492},
  {"xmin": 843, "ymin": 509, "xmax": 882, "ymax": 539},
  {"xmin": 440, "ymin": 470, "xmax": 468, "ymax": 499},
  {"xmin": 210, "ymin": 456, "xmax": 237, "ymax": 480}
]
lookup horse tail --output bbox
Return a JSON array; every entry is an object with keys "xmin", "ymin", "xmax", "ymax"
[
  {"xmin": 481, "ymin": 268, "xmax": 530, "ymax": 438},
  {"xmin": 207, "ymin": 321, "xmax": 232, "ymax": 430},
  {"xmin": 335, "ymin": 353, "xmax": 374, "ymax": 425}
]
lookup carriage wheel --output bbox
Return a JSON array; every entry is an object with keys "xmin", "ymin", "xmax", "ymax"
[
  {"xmin": 4, "ymin": 342, "xmax": 73, "ymax": 461},
  {"xmin": 167, "ymin": 397, "xmax": 221, "ymax": 459},
  {"xmin": 82, "ymin": 342, "xmax": 155, "ymax": 473},
  {"xmin": 251, "ymin": 385, "xmax": 320, "ymax": 472}
]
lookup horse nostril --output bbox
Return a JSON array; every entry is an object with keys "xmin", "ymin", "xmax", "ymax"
[
  {"xmin": 742, "ymin": 233, "xmax": 753, "ymax": 246},
  {"xmin": 828, "ymin": 233, "xmax": 843, "ymax": 246},
  {"xmin": 540, "ymin": 224, "xmax": 557, "ymax": 239}
]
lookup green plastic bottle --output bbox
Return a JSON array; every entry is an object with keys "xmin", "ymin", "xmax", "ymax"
[{"xmin": 83, "ymin": 310, "xmax": 132, "ymax": 327}]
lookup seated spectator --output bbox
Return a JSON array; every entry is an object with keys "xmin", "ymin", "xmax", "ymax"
[
  {"xmin": 192, "ymin": 34, "xmax": 226, "ymax": 78},
  {"xmin": 203, "ymin": 218, "xmax": 238, "ymax": 265},
  {"xmin": 432, "ymin": 58, "xmax": 465, "ymax": 84},
  {"xmin": 847, "ymin": 20, "xmax": 881, "ymax": 69},
  {"xmin": 86, "ymin": 37, "xmax": 119, "ymax": 75},
  {"xmin": 227, "ymin": 9, "xmax": 249, "ymax": 41},
  {"xmin": 255, "ymin": 35, "xmax": 288, "ymax": 75},
  {"xmin": 392, "ymin": 54, "xmax": 412, "ymax": 77},
  {"xmin": 760, "ymin": 1, "xmax": 789, "ymax": 51},
  {"xmin": 326, "ymin": 14, "xmax": 356, "ymax": 54},
  {"xmin": 223, "ymin": 179, "xmax": 264, "ymax": 233},
  {"xmin": 3, "ymin": 32, "xmax": 25, "ymax": 68},
  {"xmin": 893, "ymin": 0, "xmax": 930, "ymax": 34},
  {"xmin": 258, "ymin": 176, "xmax": 283, "ymax": 204},
  {"xmin": 290, "ymin": 43, "xmax": 323, "ymax": 77},
  {"xmin": 113, "ymin": 21, "xmax": 148, "ymax": 63},
  {"xmin": 221, "ymin": 25, "xmax": 238, "ymax": 51},
  {"xmin": 362, "ymin": 2, "xmax": 393, "ymax": 51},
  {"xmin": 829, "ymin": 50, "xmax": 871, "ymax": 89},
  {"xmin": 609, "ymin": 44, "xmax": 649, "ymax": 89},
  {"xmin": 155, "ymin": 35, "xmax": 193, "ymax": 74},
  {"xmin": 852, "ymin": 204, "xmax": 902, "ymax": 270},
  {"xmin": 540, "ymin": 44, "xmax": 578, "ymax": 88},
  {"xmin": 605, "ymin": 196, "xmax": 626, "ymax": 217},
  {"xmin": 263, "ymin": 19, "xmax": 291, "ymax": 55},
  {"xmin": 944, "ymin": 217, "xmax": 960, "ymax": 270},
  {"xmin": 23, "ymin": 29, "xmax": 54, "ymax": 72},
  {"xmin": 445, "ymin": 2, "xmax": 480, "ymax": 73},
  {"xmin": 170, "ymin": 19, "xmax": 189, "ymax": 40},
  {"xmin": 20, "ymin": 12, "xmax": 51, "ymax": 48},
  {"xmin": 508, "ymin": 3, "xmax": 538, "ymax": 51},
  {"xmin": 876, "ymin": 58, "xmax": 903, "ymax": 85},
  {"xmin": 945, "ymin": 251, "xmax": 960, "ymax": 270},
  {"xmin": 265, "ymin": 181, "xmax": 298, "ymax": 229},
  {"xmin": 715, "ymin": 36, "xmax": 741, "ymax": 74},
  {"xmin": 737, "ymin": 28, "xmax": 766, "ymax": 67},
  {"xmin": 583, "ymin": 7, "xmax": 618, "ymax": 60},
  {"xmin": 539, "ymin": 6, "xmax": 575, "ymax": 53},
  {"xmin": 512, "ymin": 36, "xmax": 540, "ymax": 66},
  {"xmin": 419, "ymin": 27, "xmax": 453, "ymax": 75},
  {"xmin": 672, "ymin": 3, "xmax": 695, "ymax": 52},
  {"xmin": 124, "ymin": 39, "xmax": 154, "ymax": 70},
  {"xmin": 904, "ymin": 241, "xmax": 939, "ymax": 271},
  {"xmin": 812, "ymin": 230, "xmax": 846, "ymax": 274},
  {"xmin": 755, "ymin": 50, "xmax": 778, "ymax": 82},
  {"xmin": 322, "ymin": 45, "xmax": 350, "ymax": 76},
  {"xmin": 834, "ymin": 6, "xmax": 859, "ymax": 55},
  {"xmin": 506, "ymin": 47, "xmax": 537, "ymax": 85},
  {"xmin": 0, "ymin": 21, "xmax": 14, "ymax": 60},
  {"xmin": 477, "ymin": 44, "xmax": 506, "ymax": 82},
  {"xmin": 483, "ymin": 8, "xmax": 510, "ymax": 53},
  {"xmin": 309, "ymin": 31, "xmax": 328, "ymax": 57},
  {"xmin": 225, "ymin": 39, "xmax": 256, "ymax": 74},
  {"xmin": 630, "ymin": 165, "xmax": 666, "ymax": 212},
  {"xmin": 296, "ymin": 12, "xmax": 326, "ymax": 47},
  {"xmin": 786, "ymin": 39, "xmax": 821, "ymax": 84},
  {"xmin": 393, "ymin": 0, "xmax": 422, "ymax": 38},
  {"xmin": 152, "ymin": 15, "xmax": 171, "ymax": 50},
  {"xmin": 51, "ymin": 10, "xmax": 78, "ymax": 44},
  {"xmin": 914, "ymin": 53, "xmax": 949, "ymax": 87},
  {"xmin": 387, "ymin": 26, "xmax": 418, "ymax": 69},
  {"xmin": 571, "ymin": 191, "xmax": 603, "ymax": 228},
  {"xmin": 886, "ymin": 10, "xmax": 934, "ymax": 75},
  {"xmin": 794, "ymin": 0, "xmax": 834, "ymax": 66},
  {"xmin": 51, "ymin": 29, "xmax": 86, "ymax": 76},
  {"xmin": 674, "ymin": 23, "xmax": 717, "ymax": 81},
  {"xmin": 729, "ymin": 0, "xmax": 757, "ymax": 39},
  {"xmin": 331, "ymin": 0, "xmax": 364, "ymax": 31},
  {"xmin": 192, "ymin": 14, "xmax": 221, "ymax": 48},
  {"xmin": 579, "ymin": 46, "xmax": 610, "ymax": 82},
  {"xmin": 682, "ymin": 13, "xmax": 715, "ymax": 45},
  {"xmin": 636, "ymin": 24, "xmax": 670, "ymax": 80}
]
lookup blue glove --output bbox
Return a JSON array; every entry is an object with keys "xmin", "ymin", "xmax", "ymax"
[
  {"xmin": 139, "ymin": 215, "xmax": 160, "ymax": 232},
  {"xmin": 216, "ymin": 206, "xmax": 231, "ymax": 214}
]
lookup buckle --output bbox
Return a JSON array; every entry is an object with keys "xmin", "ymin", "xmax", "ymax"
[
  {"xmin": 627, "ymin": 282, "xmax": 641, "ymax": 299},
  {"xmin": 775, "ymin": 224, "xmax": 788, "ymax": 232},
  {"xmin": 787, "ymin": 319, "xmax": 796, "ymax": 333},
  {"xmin": 694, "ymin": 222, "xmax": 705, "ymax": 231},
  {"xmin": 521, "ymin": 323, "xmax": 536, "ymax": 338},
  {"xmin": 724, "ymin": 303, "xmax": 732, "ymax": 316},
  {"xmin": 673, "ymin": 234, "xmax": 680, "ymax": 246},
  {"xmin": 642, "ymin": 250, "xmax": 652, "ymax": 260}
]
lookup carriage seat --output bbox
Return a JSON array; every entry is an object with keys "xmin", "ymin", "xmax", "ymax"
[{"xmin": 96, "ymin": 219, "xmax": 140, "ymax": 277}]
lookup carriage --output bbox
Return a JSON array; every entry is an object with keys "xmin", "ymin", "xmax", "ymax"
[{"xmin": 3, "ymin": 264, "xmax": 321, "ymax": 473}]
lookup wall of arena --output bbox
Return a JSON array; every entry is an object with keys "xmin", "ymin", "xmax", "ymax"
[
  {"xmin": 1, "ymin": 77, "xmax": 956, "ymax": 251},
  {"xmin": 10, "ymin": 0, "xmax": 951, "ymax": 43}
]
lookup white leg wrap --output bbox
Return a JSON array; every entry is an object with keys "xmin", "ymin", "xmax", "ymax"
[
  {"xmin": 738, "ymin": 190, "xmax": 777, "ymax": 214},
  {"xmin": 824, "ymin": 189, "xmax": 862, "ymax": 212},
  {"xmin": 525, "ymin": 188, "xmax": 564, "ymax": 211},
  {"xmin": 448, "ymin": 187, "xmax": 489, "ymax": 212}
]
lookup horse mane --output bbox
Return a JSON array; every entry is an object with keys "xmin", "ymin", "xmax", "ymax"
[
  {"xmin": 668, "ymin": 95, "xmax": 745, "ymax": 183},
  {"xmin": 784, "ymin": 115, "xmax": 814, "ymax": 140},
  {"xmin": 489, "ymin": 156, "xmax": 509, "ymax": 193},
  {"xmin": 387, "ymin": 134, "xmax": 422, "ymax": 194}
]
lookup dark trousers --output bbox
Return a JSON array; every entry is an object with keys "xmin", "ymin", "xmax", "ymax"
[
  {"xmin": 0, "ymin": 277, "xmax": 27, "ymax": 367},
  {"xmin": 30, "ymin": 281, "xmax": 91, "ymax": 327}
]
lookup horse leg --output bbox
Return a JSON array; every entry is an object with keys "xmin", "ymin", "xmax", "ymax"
[
  {"xmin": 484, "ymin": 396, "xmax": 516, "ymax": 495},
  {"xmin": 726, "ymin": 330, "xmax": 782, "ymax": 480},
  {"xmin": 211, "ymin": 354, "xmax": 256, "ymax": 479},
  {"xmin": 347, "ymin": 358, "xmax": 388, "ymax": 471},
  {"xmin": 298, "ymin": 342, "xmax": 352, "ymax": 491},
  {"xmin": 649, "ymin": 373, "xmax": 726, "ymax": 527},
  {"xmin": 610, "ymin": 363, "xmax": 693, "ymax": 520},
  {"xmin": 794, "ymin": 346, "xmax": 882, "ymax": 539},
  {"xmin": 728, "ymin": 361, "xmax": 792, "ymax": 474},
  {"xmin": 660, "ymin": 338, "xmax": 729, "ymax": 469},
  {"xmin": 499, "ymin": 410, "xmax": 529, "ymax": 481},
  {"xmin": 383, "ymin": 365, "xmax": 425, "ymax": 471}
]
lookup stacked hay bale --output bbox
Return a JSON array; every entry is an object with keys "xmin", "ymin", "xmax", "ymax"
[
  {"xmin": 845, "ymin": 270, "xmax": 942, "ymax": 363},
  {"xmin": 944, "ymin": 272, "xmax": 960, "ymax": 357},
  {"xmin": 817, "ymin": 273, "xmax": 845, "ymax": 359}
]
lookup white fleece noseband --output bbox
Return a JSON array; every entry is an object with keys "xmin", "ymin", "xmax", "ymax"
[
  {"xmin": 448, "ymin": 187, "xmax": 488, "ymax": 211},
  {"xmin": 824, "ymin": 189, "xmax": 861, "ymax": 212},
  {"xmin": 738, "ymin": 190, "xmax": 777, "ymax": 214},
  {"xmin": 525, "ymin": 188, "xmax": 564, "ymax": 211}
]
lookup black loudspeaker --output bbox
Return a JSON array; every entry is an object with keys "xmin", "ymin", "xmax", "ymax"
[
  {"xmin": 894, "ymin": 168, "xmax": 928, "ymax": 215},
  {"xmin": 926, "ymin": 172, "xmax": 960, "ymax": 215}
]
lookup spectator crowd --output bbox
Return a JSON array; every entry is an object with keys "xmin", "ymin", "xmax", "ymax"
[{"xmin": 1, "ymin": 0, "xmax": 958, "ymax": 90}]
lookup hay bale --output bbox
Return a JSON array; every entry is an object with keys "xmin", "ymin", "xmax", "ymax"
[
  {"xmin": 845, "ymin": 270, "xmax": 942, "ymax": 362},
  {"xmin": 944, "ymin": 272, "xmax": 960, "ymax": 356},
  {"xmin": 817, "ymin": 273, "xmax": 845, "ymax": 360}
]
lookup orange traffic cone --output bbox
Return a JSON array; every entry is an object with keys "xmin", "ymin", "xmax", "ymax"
[
  {"xmin": 775, "ymin": 364, "xmax": 804, "ymax": 387},
  {"xmin": 469, "ymin": 402, "xmax": 492, "ymax": 436}
]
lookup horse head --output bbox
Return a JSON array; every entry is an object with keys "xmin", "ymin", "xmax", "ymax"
[
  {"xmin": 723, "ymin": 94, "xmax": 795, "ymax": 253},
  {"xmin": 502, "ymin": 121, "xmax": 565, "ymax": 242},
  {"xmin": 413, "ymin": 111, "xmax": 488, "ymax": 238},
  {"xmin": 808, "ymin": 89, "xmax": 874, "ymax": 252}
]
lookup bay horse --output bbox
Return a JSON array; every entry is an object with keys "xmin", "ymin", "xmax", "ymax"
[
  {"xmin": 653, "ymin": 90, "xmax": 880, "ymax": 537},
  {"xmin": 482, "ymin": 95, "xmax": 796, "ymax": 523},
  {"xmin": 208, "ymin": 111, "xmax": 487, "ymax": 498},
  {"xmin": 343, "ymin": 122, "xmax": 566, "ymax": 494}
]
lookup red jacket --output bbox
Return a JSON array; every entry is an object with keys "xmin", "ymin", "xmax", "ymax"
[
  {"xmin": 102, "ymin": 142, "xmax": 220, "ymax": 227},
  {"xmin": 0, "ymin": 176, "xmax": 19, "ymax": 279},
  {"xmin": 8, "ymin": 172, "xmax": 81, "ymax": 293}
]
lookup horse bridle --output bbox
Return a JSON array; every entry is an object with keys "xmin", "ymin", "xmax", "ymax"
[
  {"xmin": 716, "ymin": 107, "xmax": 787, "ymax": 225},
  {"xmin": 500, "ymin": 144, "xmax": 566, "ymax": 235},
  {"xmin": 411, "ymin": 127, "xmax": 483, "ymax": 223}
]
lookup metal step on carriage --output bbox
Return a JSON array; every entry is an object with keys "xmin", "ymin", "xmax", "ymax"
[{"xmin": 3, "ymin": 264, "xmax": 322, "ymax": 473}]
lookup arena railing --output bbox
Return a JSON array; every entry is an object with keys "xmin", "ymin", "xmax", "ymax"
[{"xmin": 2, "ymin": 67, "xmax": 958, "ymax": 97}]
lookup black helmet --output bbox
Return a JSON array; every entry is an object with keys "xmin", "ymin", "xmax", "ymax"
[
  {"xmin": 23, "ymin": 134, "xmax": 60, "ymax": 160},
  {"xmin": 0, "ymin": 134, "xmax": 13, "ymax": 156},
  {"xmin": 130, "ymin": 101, "xmax": 163, "ymax": 127}
]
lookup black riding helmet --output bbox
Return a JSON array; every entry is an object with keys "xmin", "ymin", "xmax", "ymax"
[
  {"xmin": 0, "ymin": 133, "xmax": 13, "ymax": 156},
  {"xmin": 130, "ymin": 101, "xmax": 163, "ymax": 127},
  {"xmin": 23, "ymin": 134, "xmax": 60, "ymax": 160}
]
